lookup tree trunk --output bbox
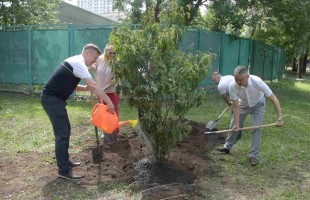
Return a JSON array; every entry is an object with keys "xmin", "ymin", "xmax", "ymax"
[
  {"xmin": 297, "ymin": 55, "xmax": 304, "ymax": 79},
  {"xmin": 154, "ymin": 0, "xmax": 162, "ymax": 23},
  {"xmin": 185, "ymin": 0, "xmax": 203, "ymax": 26},
  {"xmin": 303, "ymin": 52, "xmax": 308, "ymax": 73},
  {"xmin": 292, "ymin": 58, "xmax": 297, "ymax": 72}
]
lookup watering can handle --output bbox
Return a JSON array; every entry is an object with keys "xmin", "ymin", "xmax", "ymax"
[
  {"xmin": 91, "ymin": 103, "xmax": 100, "ymax": 114},
  {"xmin": 91, "ymin": 103, "xmax": 116, "ymax": 115}
]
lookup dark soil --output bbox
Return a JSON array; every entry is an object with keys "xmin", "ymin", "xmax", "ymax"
[{"xmin": 0, "ymin": 119, "xmax": 225, "ymax": 199}]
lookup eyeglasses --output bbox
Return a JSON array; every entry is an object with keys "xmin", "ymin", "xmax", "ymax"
[{"xmin": 108, "ymin": 52, "xmax": 116, "ymax": 55}]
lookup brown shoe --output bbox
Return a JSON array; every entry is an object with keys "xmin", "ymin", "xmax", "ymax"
[
  {"xmin": 69, "ymin": 161, "xmax": 81, "ymax": 168},
  {"xmin": 58, "ymin": 170, "xmax": 84, "ymax": 181},
  {"xmin": 250, "ymin": 157, "xmax": 259, "ymax": 166}
]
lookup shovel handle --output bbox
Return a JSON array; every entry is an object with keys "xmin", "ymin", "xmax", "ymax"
[
  {"xmin": 206, "ymin": 105, "xmax": 230, "ymax": 129},
  {"xmin": 95, "ymin": 126, "xmax": 100, "ymax": 145},
  {"xmin": 216, "ymin": 105, "xmax": 231, "ymax": 120},
  {"xmin": 204, "ymin": 123, "xmax": 277, "ymax": 135}
]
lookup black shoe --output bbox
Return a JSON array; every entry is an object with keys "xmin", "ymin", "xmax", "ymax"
[
  {"xmin": 58, "ymin": 171, "xmax": 83, "ymax": 181},
  {"xmin": 250, "ymin": 157, "xmax": 259, "ymax": 166},
  {"xmin": 69, "ymin": 161, "xmax": 81, "ymax": 168},
  {"xmin": 216, "ymin": 147, "xmax": 230, "ymax": 154}
]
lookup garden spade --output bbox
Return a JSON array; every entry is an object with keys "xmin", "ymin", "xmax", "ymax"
[
  {"xmin": 206, "ymin": 105, "xmax": 230, "ymax": 130},
  {"xmin": 204, "ymin": 123, "xmax": 277, "ymax": 135},
  {"xmin": 91, "ymin": 126, "xmax": 102, "ymax": 164}
]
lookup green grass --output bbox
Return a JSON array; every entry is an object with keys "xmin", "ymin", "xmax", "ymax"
[
  {"xmin": 0, "ymin": 71, "xmax": 310, "ymax": 199},
  {"xmin": 185, "ymin": 72, "xmax": 310, "ymax": 199}
]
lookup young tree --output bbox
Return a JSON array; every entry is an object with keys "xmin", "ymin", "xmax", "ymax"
[{"xmin": 109, "ymin": 8, "xmax": 212, "ymax": 161}]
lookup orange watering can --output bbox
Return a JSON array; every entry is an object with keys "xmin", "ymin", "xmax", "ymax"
[{"xmin": 90, "ymin": 103, "xmax": 138, "ymax": 134}]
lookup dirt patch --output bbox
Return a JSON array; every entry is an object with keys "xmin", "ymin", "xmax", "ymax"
[{"xmin": 0, "ymin": 120, "xmax": 225, "ymax": 199}]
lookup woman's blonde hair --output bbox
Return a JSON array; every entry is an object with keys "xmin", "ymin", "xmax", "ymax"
[{"xmin": 102, "ymin": 44, "xmax": 114, "ymax": 61}]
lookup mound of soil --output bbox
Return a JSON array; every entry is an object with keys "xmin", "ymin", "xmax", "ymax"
[
  {"xmin": 0, "ymin": 120, "xmax": 225, "ymax": 199},
  {"xmin": 77, "ymin": 120, "xmax": 225, "ymax": 198}
]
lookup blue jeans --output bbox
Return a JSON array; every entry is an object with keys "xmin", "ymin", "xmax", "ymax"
[{"xmin": 40, "ymin": 93, "xmax": 71, "ymax": 173}]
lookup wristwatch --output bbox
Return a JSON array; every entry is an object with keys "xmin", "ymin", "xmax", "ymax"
[{"xmin": 277, "ymin": 117, "xmax": 283, "ymax": 121}]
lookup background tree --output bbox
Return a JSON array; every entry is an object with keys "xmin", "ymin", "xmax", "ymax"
[
  {"xmin": 199, "ymin": 0, "xmax": 310, "ymax": 75},
  {"xmin": 112, "ymin": 0, "xmax": 205, "ymax": 26},
  {"xmin": 109, "ymin": 7, "xmax": 212, "ymax": 161},
  {"xmin": 0, "ymin": 0, "xmax": 61, "ymax": 26}
]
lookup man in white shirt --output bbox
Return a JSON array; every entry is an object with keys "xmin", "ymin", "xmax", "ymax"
[
  {"xmin": 211, "ymin": 72, "xmax": 234, "ymax": 106},
  {"xmin": 216, "ymin": 66, "xmax": 284, "ymax": 166},
  {"xmin": 211, "ymin": 72, "xmax": 242, "ymax": 140}
]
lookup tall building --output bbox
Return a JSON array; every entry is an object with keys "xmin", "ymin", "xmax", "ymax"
[{"xmin": 77, "ymin": 0, "xmax": 113, "ymax": 14}]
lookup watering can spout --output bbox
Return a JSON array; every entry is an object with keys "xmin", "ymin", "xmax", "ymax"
[{"xmin": 118, "ymin": 120, "xmax": 138, "ymax": 128}]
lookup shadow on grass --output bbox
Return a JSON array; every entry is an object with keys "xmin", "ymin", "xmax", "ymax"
[{"xmin": 42, "ymin": 178, "xmax": 94, "ymax": 200}]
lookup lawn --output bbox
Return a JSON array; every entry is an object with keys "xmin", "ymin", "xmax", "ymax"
[{"xmin": 0, "ymin": 71, "xmax": 309, "ymax": 199}]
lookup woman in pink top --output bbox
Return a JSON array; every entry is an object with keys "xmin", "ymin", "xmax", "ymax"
[{"xmin": 91, "ymin": 44, "xmax": 119, "ymax": 140}]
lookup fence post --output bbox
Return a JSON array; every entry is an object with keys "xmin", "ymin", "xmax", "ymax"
[
  {"xmin": 270, "ymin": 47, "xmax": 274, "ymax": 82},
  {"xmin": 68, "ymin": 24, "xmax": 76, "ymax": 99},
  {"xmin": 238, "ymin": 39, "xmax": 241, "ymax": 65},
  {"xmin": 68, "ymin": 24, "xmax": 74, "ymax": 56},
  {"xmin": 27, "ymin": 25, "xmax": 32, "ymax": 93},
  {"xmin": 197, "ymin": 29, "xmax": 201, "ymax": 52},
  {"xmin": 219, "ymin": 33, "xmax": 224, "ymax": 74},
  {"xmin": 262, "ymin": 48, "xmax": 266, "ymax": 80},
  {"xmin": 249, "ymin": 40, "xmax": 254, "ymax": 74}
]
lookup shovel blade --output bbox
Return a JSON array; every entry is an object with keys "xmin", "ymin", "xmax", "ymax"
[
  {"xmin": 92, "ymin": 145, "xmax": 103, "ymax": 164},
  {"xmin": 206, "ymin": 120, "xmax": 217, "ymax": 130}
]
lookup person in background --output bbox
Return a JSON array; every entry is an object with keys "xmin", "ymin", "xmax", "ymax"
[
  {"xmin": 211, "ymin": 72, "xmax": 233, "ymax": 106},
  {"xmin": 90, "ymin": 44, "xmax": 119, "ymax": 143},
  {"xmin": 216, "ymin": 66, "xmax": 284, "ymax": 166},
  {"xmin": 40, "ymin": 44, "xmax": 114, "ymax": 180},
  {"xmin": 211, "ymin": 72, "xmax": 242, "ymax": 140}
]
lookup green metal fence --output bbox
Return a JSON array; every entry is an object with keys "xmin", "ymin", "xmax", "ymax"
[{"xmin": 0, "ymin": 24, "xmax": 285, "ymax": 92}]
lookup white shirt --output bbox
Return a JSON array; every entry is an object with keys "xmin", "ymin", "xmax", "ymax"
[
  {"xmin": 218, "ymin": 75, "xmax": 234, "ymax": 95},
  {"xmin": 95, "ymin": 56, "xmax": 117, "ymax": 93},
  {"xmin": 229, "ymin": 75, "xmax": 273, "ymax": 107},
  {"xmin": 65, "ymin": 55, "xmax": 92, "ymax": 79}
]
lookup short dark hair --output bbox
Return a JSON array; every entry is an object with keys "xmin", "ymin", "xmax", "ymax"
[
  {"xmin": 82, "ymin": 44, "xmax": 101, "ymax": 55},
  {"xmin": 234, "ymin": 66, "xmax": 249, "ymax": 75}
]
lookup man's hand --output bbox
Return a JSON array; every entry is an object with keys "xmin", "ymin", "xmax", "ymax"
[
  {"xmin": 88, "ymin": 64, "xmax": 96, "ymax": 71},
  {"xmin": 275, "ymin": 118, "xmax": 284, "ymax": 127},
  {"xmin": 106, "ymin": 102, "xmax": 115, "ymax": 113},
  {"xmin": 232, "ymin": 124, "xmax": 239, "ymax": 132}
]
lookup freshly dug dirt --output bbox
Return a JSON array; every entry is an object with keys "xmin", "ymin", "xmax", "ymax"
[{"xmin": 0, "ymin": 120, "xmax": 225, "ymax": 199}]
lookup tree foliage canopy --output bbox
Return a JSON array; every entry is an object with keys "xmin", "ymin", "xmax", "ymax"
[
  {"xmin": 113, "ymin": 0, "xmax": 205, "ymax": 26},
  {"xmin": 110, "ymin": 8, "xmax": 212, "ymax": 160},
  {"xmin": 0, "ymin": 0, "xmax": 61, "ymax": 26},
  {"xmin": 201, "ymin": 0, "xmax": 310, "ymax": 60}
]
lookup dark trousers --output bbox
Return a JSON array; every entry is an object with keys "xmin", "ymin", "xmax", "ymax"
[{"xmin": 40, "ymin": 93, "xmax": 71, "ymax": 173}]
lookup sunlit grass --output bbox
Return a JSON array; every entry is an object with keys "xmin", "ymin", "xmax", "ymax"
[
  {"xmin": 0, "ymin": 71, "xmax": 309, "ymax": 199},
  {"xmin": 185, "ymin": 72, "xmax": 310, "ymax": 199}
]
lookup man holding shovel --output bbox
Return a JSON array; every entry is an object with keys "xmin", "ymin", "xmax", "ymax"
[
  {"xmin": 216, "ymin": 66, "xmax": 284, "ymax": 166},
  {"xmin": 41, "ymin": 44, "xmax": 114, "ymax": 180},
  {"xmin": 211, "ymin": 72, "xmax": 242, "ymax": 140}
]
